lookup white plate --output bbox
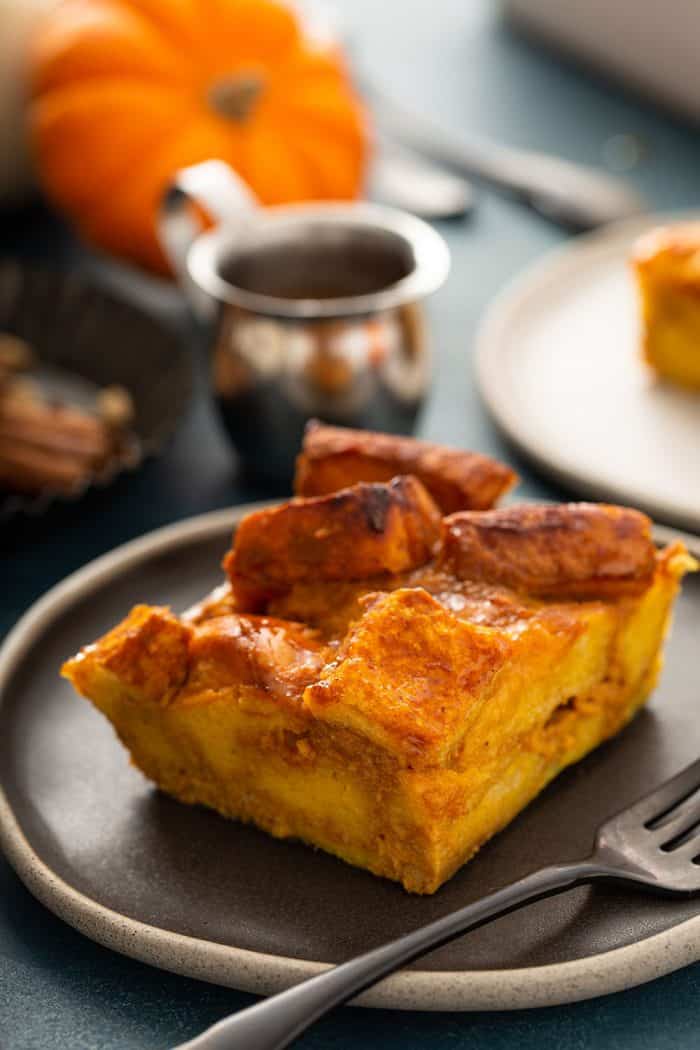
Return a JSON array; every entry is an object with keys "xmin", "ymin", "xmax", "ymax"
[{"xmin": 476, "ymin": 214, "xmax": 700, "ymax": 531}]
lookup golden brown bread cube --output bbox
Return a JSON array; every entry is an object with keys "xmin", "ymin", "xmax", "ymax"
[
  {"xmin": 225, "ymin": 474, "xmax": 442, "ymax": 607},
  {"xmin": 294, "ymin": 421, "xmax": 517, "ymax": 513},
  {"xmin": 66, "ymin": 604, "xmax": 191, "ymax": 706},
  {"xmin": 304, "ymin": 587, "xmax": 514, "ymax": 765},
  {"xmin": 440, "ymin": 503, "xmax": 656, "ymax": 599}
]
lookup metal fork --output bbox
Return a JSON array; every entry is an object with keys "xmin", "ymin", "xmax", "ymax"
[{"xmin": 175, "ymin": 758, "xmax": 700, "ymax": 1050}]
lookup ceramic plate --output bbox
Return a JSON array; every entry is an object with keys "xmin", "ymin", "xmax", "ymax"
[
  {"xmin": 1, "ymin": 507, "xmax": 700, "ymax": 1011},
  {"xmin": 0, "ymin": 262, "xmax": 192, "ymax": 521},
  {"xmin": 476, "ymin": 214, "xmax": 700, "ymax": 533}
]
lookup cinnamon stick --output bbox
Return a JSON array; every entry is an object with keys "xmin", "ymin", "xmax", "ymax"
[
  {"xmin": 0, "ymin": 393, "xmax": 111, "ymax": 461},
  {"xmin": 0, "ymin": 439, "xmax": 90, "ymax": 494}
]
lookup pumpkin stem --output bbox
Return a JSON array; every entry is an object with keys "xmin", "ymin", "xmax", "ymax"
[{"xmin": 209, "ymin": 72, "xmax": 266, "ymax": 122}]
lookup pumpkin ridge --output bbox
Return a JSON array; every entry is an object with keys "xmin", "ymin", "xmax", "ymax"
[
  {"xmin": 78, "ymin": 115, "xmax": 249, "ymax": 272},
  {"xmin": 31, "ymin": 0, "xmax": 199, "ymax": 92},
  {"xmin": 274, "ymin": 96, "xmax": 367, "ymax": 140},
  {"xmin": 114, "ymin": 0, "xmax": 212, "ymax": 62},
  {"xmin": 199, "ymin": 0, "xmax": 301, "ymax": 66},
  {"xmin": 270, "ymin": 102, "xmax": 368, "ymax": 161},
  {"xmin": 280, "ymin": 50, "xmax": 354, "ymax": 84},
  {"xmin": 34, "ymin": 66, "xmax": 191, "ymax": 94},
  {"xmin": 241, "ymin": 121, "xmax": 309, "ymax": 204},
  {"xmin": 289, "ymin": 132, "xmax": 367, "ymax": 199},
  {"xmin": 262, "ymin": 86, "xmax": 367, "ymax": 197},
  {"xmin": 31, "ymin": 76, "xmax": 199, "ymax": 121},
  {"xmin": 270, "ymin": 122, "xmax": 326, "ymax": 198},
  {"xmin": 31, "ymin": 79, "xmax": 200, "ymax": 209}
]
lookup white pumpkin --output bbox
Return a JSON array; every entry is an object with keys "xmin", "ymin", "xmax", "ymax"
[{"xmin": 0, "ymin": 0, "xmax": 56, "ymax": 205}]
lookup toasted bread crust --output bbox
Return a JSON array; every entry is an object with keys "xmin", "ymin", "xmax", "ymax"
[
  {"xmin": 63, "ymin": 609, "xmax": 328, "ymax": 719},
  {"xmin": 294, "ymin": 422, "xmax": 517, "ymax": 513},
  {"xmin": 63, "ymin": 605, "xmax": 192, "ymax": 706},
  {"xmin": 303, "ymin": 587, "xmax": 514, "ymax": 763},
  {"xmin": 225, "ymin": 475, "xmax": 442, "ymax": 608},
  {"xmin": 185, "ymin": 615, "xmax": 327, "ymax": 704},
  {"xmin": 440, "ymin": 503, "xmax": 656, "ymax": 599}
]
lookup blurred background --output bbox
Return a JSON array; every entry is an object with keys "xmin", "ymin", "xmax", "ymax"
[
  {"xmin": 2, "ymin": 0, "xmax": 700, "ymax": 553},
  {"xmin": 2, "ymin": 1, "xmax": 700, "ymax": 1045}
]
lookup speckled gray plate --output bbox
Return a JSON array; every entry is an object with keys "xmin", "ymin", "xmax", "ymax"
[{"xmin": 1, "ymin": 506, "xmax": 700, "ymax": 1011}]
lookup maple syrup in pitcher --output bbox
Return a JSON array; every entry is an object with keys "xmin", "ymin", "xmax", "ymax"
[
  {"xmin": 211, "ymin": 225, "xmax": 432, "ymax": 486},
  {"xmin": 158, "ymin": 161, "xmax": 449, "ymax": 487}
]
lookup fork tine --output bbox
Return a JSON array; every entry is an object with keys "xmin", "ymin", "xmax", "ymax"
[
  {"xmin": 648, "ymin": 787, "xmax": 700, "ymax": 845},
  {"xmin": 621, "ymin": 757, "xmax": 700, "ymax": 825},
  {"xmin": 669, "ymin": 826, "xmax": 700, "ymax": 859}
]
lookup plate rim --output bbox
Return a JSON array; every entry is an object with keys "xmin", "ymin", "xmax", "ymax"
[
  {"xmin": 475, "ymin": 210, "xmax": 700, "ymax": 534},
  {"xmin": 2, "ymin": 505, "xmax": 700, "ymax": 1011}
]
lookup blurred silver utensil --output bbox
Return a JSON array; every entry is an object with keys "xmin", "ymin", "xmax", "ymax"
[
  {"xmin": 365, "ymin": 81, "xmax": 647, "ymax": 230},
  {"xmin": 369, "ymin": 138, "xmax": 475, "ymax": 219}
]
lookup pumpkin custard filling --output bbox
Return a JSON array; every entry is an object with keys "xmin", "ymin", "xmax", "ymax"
[{"xmin": 62, "ymin": 426, "xmax": 695, "ymax": 893}]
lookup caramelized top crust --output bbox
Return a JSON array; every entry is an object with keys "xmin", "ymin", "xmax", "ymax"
[
  {"xmin": 412, "ymin": 571, "xmax": 541, "ymax": 632},
  {"xmin": 294, "ymin": 421, "xmax": 517, "ymax": 513},
  {"xmin": 225, "ymin": 476, "xmax": 442, "ymax": 608},
  {"xmin": 183, "ymin": 574, "xmax": 541, "ymax": 643},
  {"xmin": 63, "ymin": 606, "xmax": 330, "ymax": 711},
  {"xmin": 440, "ymin": 503, "xmax": 656, "ymax": 599},
  {"xmin": 303, "ymin": 588, "xmax": 514, "ymax": 764},
  {"xmin": 216, "ymin": 500, "xmax": 658, "ymax": 634},
  {"xmin": 62, "ymin": 546, "xmax": 695, "ymax": 769},
  {"xmin": 632, "ymin": 223, "xmax": 700, "ymax": 287},
  {"xmin": 267, "ymin": 572, "xmax": 544, "ymax": 640},
  {"xmin": 184, "ymin": 614, "xmax": 328, "ymax": 705}
]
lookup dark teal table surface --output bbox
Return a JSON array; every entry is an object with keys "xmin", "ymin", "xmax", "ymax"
[{"xmin": 3, "ymin": 1, "xmax": 700, "ymax": 1047}]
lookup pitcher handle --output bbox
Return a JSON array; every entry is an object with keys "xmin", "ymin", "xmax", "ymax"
[{"xmin": 158, "ymin": 159, "xmax": 258, "ymax": 321}]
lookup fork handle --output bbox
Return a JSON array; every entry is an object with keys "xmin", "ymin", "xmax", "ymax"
[{"xmin": 174, "ymin": 858, "xmax": 604, "ymax": 1050}]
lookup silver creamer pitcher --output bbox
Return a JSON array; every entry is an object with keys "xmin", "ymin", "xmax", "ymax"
[{"xmin": 159, "ymin": 160, "xmax": 450, "ymax": 485}]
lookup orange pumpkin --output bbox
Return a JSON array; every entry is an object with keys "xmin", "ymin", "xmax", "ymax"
[{"xmin": 30, "ymin": 0, "xmax": 369, "ymax": 273}]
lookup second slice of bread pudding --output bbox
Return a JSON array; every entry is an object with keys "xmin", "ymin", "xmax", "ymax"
[{"xmin": 633, "ymin": 224, "xmax": 700, "ymax": 390}]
